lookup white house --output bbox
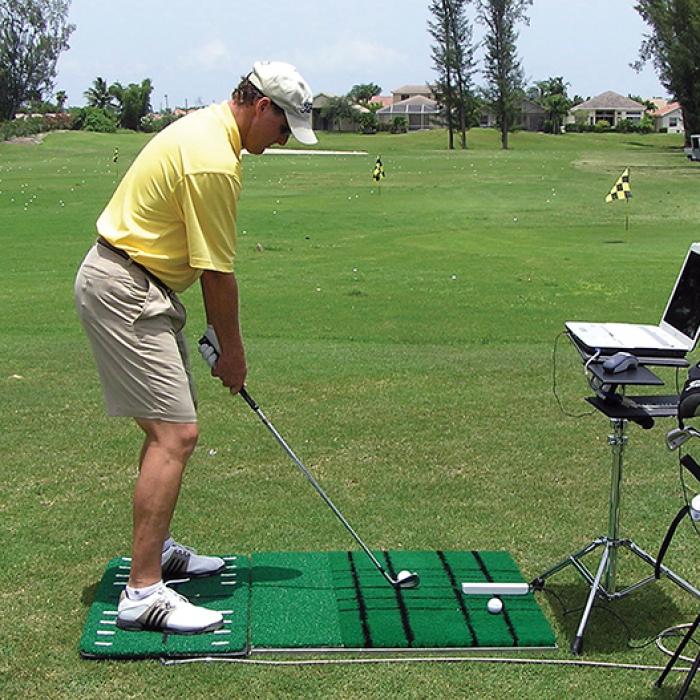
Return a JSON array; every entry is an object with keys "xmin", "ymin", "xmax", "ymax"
[
  {"xmin": 376, "ymin": 95, "xmax": 440, "ymax": 130},
  {"xmin": 649, "ymin": 99, "xmax": 684, "ymax": 133},
  {"xmin": 567, "ymin": 91, "xmax": 646, "ymax": 127}
]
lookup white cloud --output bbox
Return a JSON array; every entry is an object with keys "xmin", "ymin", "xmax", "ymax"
[
  {"xmin": 294, "ymin": 38, "xmax": 405, "ymax": 75},
  {"xmin": 180, "ymin": 39, "xmax": 232, "ymax": 71}
]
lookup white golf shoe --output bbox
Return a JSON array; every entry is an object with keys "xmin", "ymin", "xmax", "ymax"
[
  {"xmin": 161, "ymin": 540, "xmax": 225, "ymax": 579},
  {"xmin": 116, "ymin": 583, "xmax": 223, "ymax": 634}
]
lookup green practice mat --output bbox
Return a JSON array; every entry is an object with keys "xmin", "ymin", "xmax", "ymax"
[
  {"xmin": 79, "ymin": 555, "xmax": 249, "ymax": 659},
  {"xmin": 80, "ymin": 550, "xmax": 555, "ymax": 659},
  {"xmin": 250, "ymin": 550, "xmax": 555, "ymax": 650}
]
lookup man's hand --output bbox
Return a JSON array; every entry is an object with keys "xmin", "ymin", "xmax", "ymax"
[
  {"xmin": 198, "ymin": 325, "xmax": 246, "ymax": 394},
  {"xmin": 213, "ymin": 340, "xmax": 247, "ymax": 394}
]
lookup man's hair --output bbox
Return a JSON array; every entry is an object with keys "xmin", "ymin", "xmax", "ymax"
[{"xmin": 232, "ymin": 75, "xmax": 284, "ymax": 115}]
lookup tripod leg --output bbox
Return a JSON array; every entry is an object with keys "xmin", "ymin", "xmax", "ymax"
[
  {"xmin": 531, "ymin": 540, "xmax": 603, "ymax": 590},
  {"xmin": 572, "ymin": 542, "xmax": 611, "ymax": 655},
  {"xmin": 656, "ymin": 613, "xmax": 700, "ymax": 690},
  {"xmin": 676, "ymin": 647, "xmax": 700, "ymax": 700}
]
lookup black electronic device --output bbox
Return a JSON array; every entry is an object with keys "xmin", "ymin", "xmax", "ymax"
[{"xmin": 602, "ymin": 351, "xmax": 639, "ymax": 374}]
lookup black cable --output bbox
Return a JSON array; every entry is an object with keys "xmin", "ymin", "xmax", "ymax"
[
  {"xmin": 552, "ymin": 332, "xmax": 595, "ymax": 419},
  {"xmin": 532, "ymin": 584, "xmax": 698, "ymax": 664}
]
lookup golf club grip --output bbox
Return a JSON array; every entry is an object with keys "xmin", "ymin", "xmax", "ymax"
[{"xmin": 239, "ymin": 387, "xmax": 258, "ymax": 411}]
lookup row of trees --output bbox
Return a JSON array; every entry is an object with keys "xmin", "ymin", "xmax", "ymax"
[
  {"xmin": 429, "ymin": 0, "xmax": 700, "ymax": 149},
  {"xmin": 1, "ymin": 0, "xmax": 699, "ymax": 147},
  {"xmin": 0, "ymin": 0, "xmax": 153, "ymax": 131},
  {"xmin": 429, "ymin": 0, "xmax": 533, "ymax": 150},
  {"xmin": 83, "ymin": 77, "xmax": 154, "ymax": 130}
]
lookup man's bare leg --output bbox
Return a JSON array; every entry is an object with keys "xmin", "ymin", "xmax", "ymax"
[{"xmin": 128, "ymin": 418, "xmax": 198, "ymax": 588}]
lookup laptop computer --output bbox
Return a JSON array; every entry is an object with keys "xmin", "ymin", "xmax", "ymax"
[{"xmin": 566, "ymin": 242, "xmax": 700, "ymax": 358}]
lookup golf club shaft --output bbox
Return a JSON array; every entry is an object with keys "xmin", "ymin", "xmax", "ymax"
[{"xmin": 239, "ymin": 388, "xmax": 397, "ymax": 585}]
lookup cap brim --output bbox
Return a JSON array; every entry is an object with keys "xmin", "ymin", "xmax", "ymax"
[{"xmin": 286, "ymin": 111, "xmax": 317, "ymax": 145}]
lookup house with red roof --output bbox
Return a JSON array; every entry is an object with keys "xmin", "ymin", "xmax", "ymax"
[{"xmin": 649, "ymin": 99, "xmax": 684, "ymax": 133}]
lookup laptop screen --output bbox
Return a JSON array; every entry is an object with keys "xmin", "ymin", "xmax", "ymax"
[{"xmin": 663, "ymin": 249, "xmax": 700, "ymax": 339}]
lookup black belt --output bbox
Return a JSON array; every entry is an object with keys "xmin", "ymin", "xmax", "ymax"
[{"xmin": 96, "ymin": 236, "xmax": 171, "ymax": 292}]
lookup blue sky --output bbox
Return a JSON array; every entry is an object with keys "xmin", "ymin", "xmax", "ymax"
[{"xmin": 55, "ymin": 0, "xmax": 666, "ymax": 111}]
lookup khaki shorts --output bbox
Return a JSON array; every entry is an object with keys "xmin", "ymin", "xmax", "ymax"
[{"xmin": 74, "ymin": 244, "xmax": 197, "ymax": 423}]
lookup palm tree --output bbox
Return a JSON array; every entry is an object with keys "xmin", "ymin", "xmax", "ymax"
[
  {"xmin": 84, "ymin": 77, "xmax": 114, "ymax": 110},
  {"xmin": 55, "ymin": 90, "xmax": 67, "ymax": 112}
]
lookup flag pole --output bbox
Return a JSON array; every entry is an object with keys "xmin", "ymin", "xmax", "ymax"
[{"xmin": 625, "ymin": 165, "xmax": 630, "ymax": 232}]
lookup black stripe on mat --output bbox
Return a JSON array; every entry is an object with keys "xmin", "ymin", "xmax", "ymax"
[
  {"xmin": 383, "ymin": 551, "xmax": 415, "ymax": 647},
  {"xmin": 347, "ymin": 551, "xmax": 373, "ymax": 648},
  {"xmin": 473, "ymin": 550, "xmax": 519, "ymax": 646},
  {"xmin": 437, "ymin": 550, "xmax": 479, "ymax": 645}
]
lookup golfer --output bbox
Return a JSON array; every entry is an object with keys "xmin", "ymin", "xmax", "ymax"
[{"xmin": 75, "ymin": 62, "xmax": 316, "ymax": 634}]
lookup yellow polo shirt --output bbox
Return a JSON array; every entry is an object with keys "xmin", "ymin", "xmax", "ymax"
[{"xmin": 97, "ymin": 101, "xmax": 242, "ymax": 292}]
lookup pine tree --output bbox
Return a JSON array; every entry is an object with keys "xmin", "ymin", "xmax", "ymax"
[{"xmin": 474, "ymin": 0, "xmax": 532, "ymax": 150}]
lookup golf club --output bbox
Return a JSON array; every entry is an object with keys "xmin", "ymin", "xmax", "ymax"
[
  {"xmin": 666, "ymin": 426, "xmax": 700, "ymax": 451},
  {"xmin": 198, "ymin": 328, "xmax": 418, "ymax": 588},
  {"xmin": 237, "ymin": 387, "xmax": 420, "ymax": 590}
]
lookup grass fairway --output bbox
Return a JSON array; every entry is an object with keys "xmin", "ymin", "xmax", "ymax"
[{"xmin": 2, "ymin": 126, "xmax": 699, "ymax": 698}]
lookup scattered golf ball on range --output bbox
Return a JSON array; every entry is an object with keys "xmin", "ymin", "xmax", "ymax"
[{"xmin": 487, "ymin": 597, "xmax": 503, "ymax": 614}]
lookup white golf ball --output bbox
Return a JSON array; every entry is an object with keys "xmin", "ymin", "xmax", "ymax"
[{"xmin": 487, "ymin": 597, "xmax": 503, "ymax": 614}]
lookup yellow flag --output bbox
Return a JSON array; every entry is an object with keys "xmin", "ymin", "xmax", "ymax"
[
  {"xmin": 372, "ymin": 156, "xmax": 385, "ymax": 183},
  {"xmin": 605, "ymin": 168, "xmax": 631, "ymax": 202}
]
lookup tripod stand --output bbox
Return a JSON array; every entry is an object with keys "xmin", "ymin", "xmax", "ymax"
[{"xmin": 534, "ymin": 350, "xmax": 700, "ymax": 654}]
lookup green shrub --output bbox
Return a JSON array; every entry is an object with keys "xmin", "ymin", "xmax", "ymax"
[
  {"xmin": 80, "ymin": 107, "xmax": 118, "ymax": 133},
  {"xmin": 638, "ymin": 114, "xmax": 654, "ymax": 134},
  {"xmin": 390, "ymin": 116, "xmax": 407, "ymax": 134},
  {"xmin": 141, "ymin": 111, "xmax": 181, "ymax": 133},
  {"xmin": 0, "ymin": 112, "xmax": 75, "ymax": 141},
  {"xmin": 615, "ymin": 118, "xmax": 634, "ymax": 133},
  {"xmin": 594, "ymin": 119, "xmax": 611, "ymax": 132},
  {"xmin": 357, "ymin": 111, "xmax": 378, "ymax": 134}
]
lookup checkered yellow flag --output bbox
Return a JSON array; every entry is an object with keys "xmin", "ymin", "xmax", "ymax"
[
  {"xmin": 372, "ymin": 156, "xmax": 385, "ymax": 183},
  {"xmin": 605, "ymin": 168, "xmax": 631, "ymax": 202}
]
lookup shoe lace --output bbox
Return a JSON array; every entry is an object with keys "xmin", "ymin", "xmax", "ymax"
[
  {"xmin": 157, "ymin": 582, "xmax": 189, "ymax": 609},
  {"xmin": 170, "ymin": 540, "xmax": 197, "ymax": 556}
]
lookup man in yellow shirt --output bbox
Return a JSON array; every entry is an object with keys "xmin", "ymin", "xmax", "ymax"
[{"xmin": 75, "ymin": 62, "xmax": 316, "ymax": 634}]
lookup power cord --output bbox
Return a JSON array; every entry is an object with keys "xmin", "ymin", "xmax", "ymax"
[
  {"xmin": 552, "ymin": 332, "xmax": 596, "ymax": 418},
  {"xmin": 542, "ymin": 583, "xmax": 698, "ymax": 666}
]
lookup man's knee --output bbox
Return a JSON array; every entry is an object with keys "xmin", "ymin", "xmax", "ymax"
[
  {"xmin": 175, "ymin": 423, "xmax": 199, "ymax": 459},
  {"xmin": 139, "ymin": 419, "xmax": 199, "ymax": 461}
]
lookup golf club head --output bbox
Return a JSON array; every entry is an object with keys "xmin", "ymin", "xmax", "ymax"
[
  {"xmin": 666, "ymin": 426, "xmax": 700, "ymax": 450},
  {"xmin": 395, "ymin": 570, "xmax": 420, "ymax": 589},
  {"xmin": 666, "ymin": 428, "xmax": 692, "ymax": 451}
]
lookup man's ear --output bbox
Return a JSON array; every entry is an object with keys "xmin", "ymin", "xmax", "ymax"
[{"xmin": 255, "ymin": 96, "xmax": 272, "ymax": 115}]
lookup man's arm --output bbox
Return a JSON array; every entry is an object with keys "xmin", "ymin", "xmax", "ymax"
[{"xmin": 200, "ymin": 270, "xmax": 247, "ymax": 393}]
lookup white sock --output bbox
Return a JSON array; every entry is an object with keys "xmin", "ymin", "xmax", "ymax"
[
  {"xmin": 162, "ymin": 535, "xmax": 175, "ymax": 553},
  {"xmin": 125, "ymin": 580, "xmax": 163, "ymax": 601}
]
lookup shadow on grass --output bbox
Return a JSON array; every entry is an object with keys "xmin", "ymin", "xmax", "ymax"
[
  {"xmin": 250, "ymin": 565, "xmax": 303, "ymax": 583},
  {"xmin": 539, "ymin": 580, "xmax": 686, "ymax": 656},
  {"xmin": 81, "ymin": 580, "xmax": 99, "ymax": 607}
]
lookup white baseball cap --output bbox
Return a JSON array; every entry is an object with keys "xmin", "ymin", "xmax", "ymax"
[{"xmin": 249, "ymin": 61, "xmax": 317, "ymax": 145}]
